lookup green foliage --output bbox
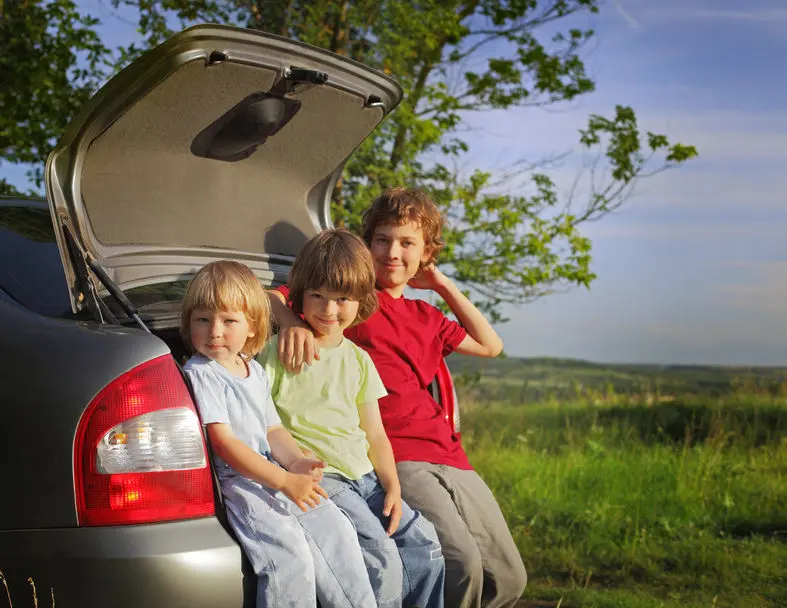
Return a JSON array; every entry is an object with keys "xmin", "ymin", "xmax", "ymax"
[
  {"xmin": 0, "ymin": 0, "xmax": 111, "ymax": 193},
  {"xmin": 464, "ymin": 398, "xmax": 787, "ymax": 607},
  {"xmin": 1, "ymin": 1, "xmax": 698, "ymax": 318}
]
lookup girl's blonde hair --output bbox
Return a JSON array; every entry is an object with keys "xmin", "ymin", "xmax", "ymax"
[
  {"xmin": 288, "ymin": 228, "xmax": 377, "ymax": 327},
  {"xmin": 180, "ymin": 260, "xmax": 271, "ymax": 357}
]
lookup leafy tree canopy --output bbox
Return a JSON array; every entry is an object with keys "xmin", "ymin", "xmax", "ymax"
[
  {"xmin": 1, "ymin": 0, "xmax": 697, "ymax": 320},
  {"xmin": 0, "ymin": 0, "xmax": 110, "ymax": 194}
]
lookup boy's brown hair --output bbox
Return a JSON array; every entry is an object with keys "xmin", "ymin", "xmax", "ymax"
[
  {"xmin": 361, "ymin": 187, "xmax": 445, "ymax": 266},
  {"xmin": 180, "ymin": 260, "xmax": 271, "ymax": 357},
  {"xmin": 288, "ymin": 228, "xmax": 377, "ymax": 327}
]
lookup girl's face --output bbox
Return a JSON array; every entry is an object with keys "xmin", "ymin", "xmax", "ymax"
[
  {"xmin": 302, "ymin": 287, "xmax": 360, "ymax": 347},
  {"xmin": 189, "ymin": 308, "xmax": 255, "ymax": 367},
  {"xmin": 369, "ymin": 222, "xmax": 430, "ymax": 296}
]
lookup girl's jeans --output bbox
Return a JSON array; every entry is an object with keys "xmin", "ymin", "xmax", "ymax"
[
  {"xmin": 321, "ymin": 471, "xmax": 446, "ymax": 608},
  {"xmin": 222, "ymin": 474, "xmax": 376, "ymax": 608}
]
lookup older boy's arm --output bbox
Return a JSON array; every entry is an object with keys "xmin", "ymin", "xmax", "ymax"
[
  {"xmin": 267, "ymin": 289, "xmax": 320, "ymax": 372},
  {"xmin": 435, "ymin": 275, "xmax": 503, "ymax": 358},
  {"xmin": 359, "ymin": 400, "xmax": 402, "ymax": 535}
]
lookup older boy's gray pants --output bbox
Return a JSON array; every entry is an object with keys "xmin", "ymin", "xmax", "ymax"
[{"xmin": 396, "ymin": 461, "xmax": 527, "ymax": 608}]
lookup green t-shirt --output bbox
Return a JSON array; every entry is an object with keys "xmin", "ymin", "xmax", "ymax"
[{"xmin": 257, "ymin": 336, "xmax": 388, "ymax": 480}]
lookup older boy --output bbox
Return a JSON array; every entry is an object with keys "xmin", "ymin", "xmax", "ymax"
[{"xmin": 270, "ymin": 188, "xmax": 527, "ymax": 608}]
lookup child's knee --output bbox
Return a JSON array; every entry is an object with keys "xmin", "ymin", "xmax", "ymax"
[
  {"xmin": 397, "ymin": 514, "xmax": 446, "ymax": 579},
  {"xmin": 422, "ymin": 544, "xmax": 446, "ymax": 583},
  {"xmin": 495, "ymin": 555, "xmax": 527, "ymax": 600}
]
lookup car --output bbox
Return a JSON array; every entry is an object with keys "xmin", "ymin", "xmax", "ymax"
[{"xmin": 0, "ymin": 23, "xmax": 460, "ymax": 608}]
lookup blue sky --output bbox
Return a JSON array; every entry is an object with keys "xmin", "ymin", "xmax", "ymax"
[
  {"xmin": 459, "ymin": 0, "xmax": 787, "ymax": 365},
  {"xmin": 3, "ymin": 0, "xmax": 785, "ymax": 365}
]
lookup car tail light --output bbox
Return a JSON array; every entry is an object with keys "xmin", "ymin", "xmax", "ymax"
[
  {"xmin": 74, "ymin": 355, "xmax": 215, "ymax": 526},
  {"xmin": 436, "ymin": 358, "xmax": 461, "ymax": 435}
]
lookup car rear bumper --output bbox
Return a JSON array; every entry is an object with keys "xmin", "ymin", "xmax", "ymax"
[{"xmin": 0, "ymin": 517, "xmax": 247, "ymax": 607}]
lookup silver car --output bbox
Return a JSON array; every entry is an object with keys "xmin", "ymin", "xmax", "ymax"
[{"xmin": 0, "ymin": 24, "xmax": 402, "ymax": 607}]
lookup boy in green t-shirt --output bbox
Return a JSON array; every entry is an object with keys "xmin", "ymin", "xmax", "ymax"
[{"xmin": 257, "ymin": 229, "xmax": 445, "ymax": 608}]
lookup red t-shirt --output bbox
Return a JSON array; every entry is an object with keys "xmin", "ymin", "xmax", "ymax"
[{"xmin": 276, "ymin": 286, "xmax": 472, "ymax": 469}]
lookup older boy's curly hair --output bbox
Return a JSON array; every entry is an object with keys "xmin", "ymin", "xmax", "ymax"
[
  {"xmin": 288, "ymin": 229, "xmax": 378, "ymax": 327},
  {"xmin": 361, "ymin": 187, "xmax": 445, "ymax": 266},
  {"xmin": 180, "ymin": 260, "xmax": 271, "ymax": 357}
]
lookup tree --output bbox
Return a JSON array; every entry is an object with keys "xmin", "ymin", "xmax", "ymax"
[
  {"xmin": 0, "ymin": 0, "xmax": 110, "ymax": 194},
  {"xmin": 2, "ymin": 0, "xmax": 697, "ymax": 318}
]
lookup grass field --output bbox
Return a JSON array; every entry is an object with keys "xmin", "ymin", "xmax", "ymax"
[{"xmin": 461, "ymin": 391, "xmax": 787, "ymax": 607}]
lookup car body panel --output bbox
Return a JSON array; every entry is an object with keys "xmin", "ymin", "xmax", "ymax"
[
  {"xmin": 0, "ymin": 519, "xmax": 245, "ymax": 607},
  {"xmin": 46, "ymin": 24, "xmax": 402, "ymax": 314}
]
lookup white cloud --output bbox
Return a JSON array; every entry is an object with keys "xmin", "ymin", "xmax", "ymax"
[
  {"xmin": 617, "ymin": 165, "xmax": 786, "ymax": 211},
  {"xmin": 611, "ymin": 0, "xmax": 640, "ymax": 30},
  {"xmin": 582, "ymin": 220, "xmax": 785, "ymax": 240},
  {"xmin": 467, "ymin": 107, "xmax": 787, "ymax": 165},
  {"xmin": 641, "ymin": 111, "xmax": 787, "ymax": 166},
  {"xmin": 621, "ymin": 1, "xmax": 787, "ymax": 29},
  {"xmin": 672, "ymin": 8, "xmax": 787, "ymax": 24}
]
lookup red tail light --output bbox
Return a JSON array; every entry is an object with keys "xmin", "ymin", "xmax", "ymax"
[{"xmin": 74, "ymin": 355, "xmax": 215, "ymax": 526}]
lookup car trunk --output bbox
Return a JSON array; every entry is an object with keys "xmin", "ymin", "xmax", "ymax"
[{"xmin": 45, "ymin": 24, "xmax": 402, "ymax": 318}]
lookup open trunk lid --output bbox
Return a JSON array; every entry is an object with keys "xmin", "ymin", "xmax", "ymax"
[{"xmin": 45, "ymin": 24, "xmax": 402, "ymax": 314}]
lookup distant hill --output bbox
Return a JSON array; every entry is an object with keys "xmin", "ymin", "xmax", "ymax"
[{"xmin": 445, "ymin": 354, "xmax": 787, "ymax": 404}]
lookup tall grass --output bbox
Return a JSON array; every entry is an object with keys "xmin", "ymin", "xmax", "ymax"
[
  {"xmin": 0, "ymin": 572, "xmax": 52, "ymax": 608},
  {"xmin": 463, "ymin": 397, "xmax": 787, "ymax": 607}
]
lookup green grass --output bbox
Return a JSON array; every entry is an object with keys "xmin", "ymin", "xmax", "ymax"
[{"xmin": 462, "ymin": 398, "xmax": 787, "ymax": 607}]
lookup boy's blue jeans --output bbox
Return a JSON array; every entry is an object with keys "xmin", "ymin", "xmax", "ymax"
[
  {"xmin": 222, "ymin": 474, "xmax": 376, "ymax": 608},
  {"xmin": 321, "ymin": 471, "xmax": 446, "ymax": 608}
]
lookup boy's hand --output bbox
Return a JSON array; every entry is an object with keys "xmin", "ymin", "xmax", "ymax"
[
  {"xmin": 289, "ymin": 457, "xmax": 326, "ymax": 482},
  {"xmin": 281, "ymin": 471, "xmax": 329, "ymax": 511},
  {"xmin": 382, "ymin": 487, "xmax": 403, "ymax": 536},
  {"xmin": 278, "ymin": 326, "xmax": 320, "ymax": 373},
  {"xmin": 407, "ymin": 263, "xmax": 448, "ymax": 292}
]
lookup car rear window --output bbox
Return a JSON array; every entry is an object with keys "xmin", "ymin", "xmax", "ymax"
[
  {"xmin": 0, "ymin": 203, "xmax": 73, "ymax": 318},
  {"xmin": 126, "ymin": 280, "xmax": 189, "ymax": 310}
]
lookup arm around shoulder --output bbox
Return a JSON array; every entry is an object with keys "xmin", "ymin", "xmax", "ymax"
[{"xmin": 265, "ymin": 287, "xmax": 320, "ymax": 371}]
